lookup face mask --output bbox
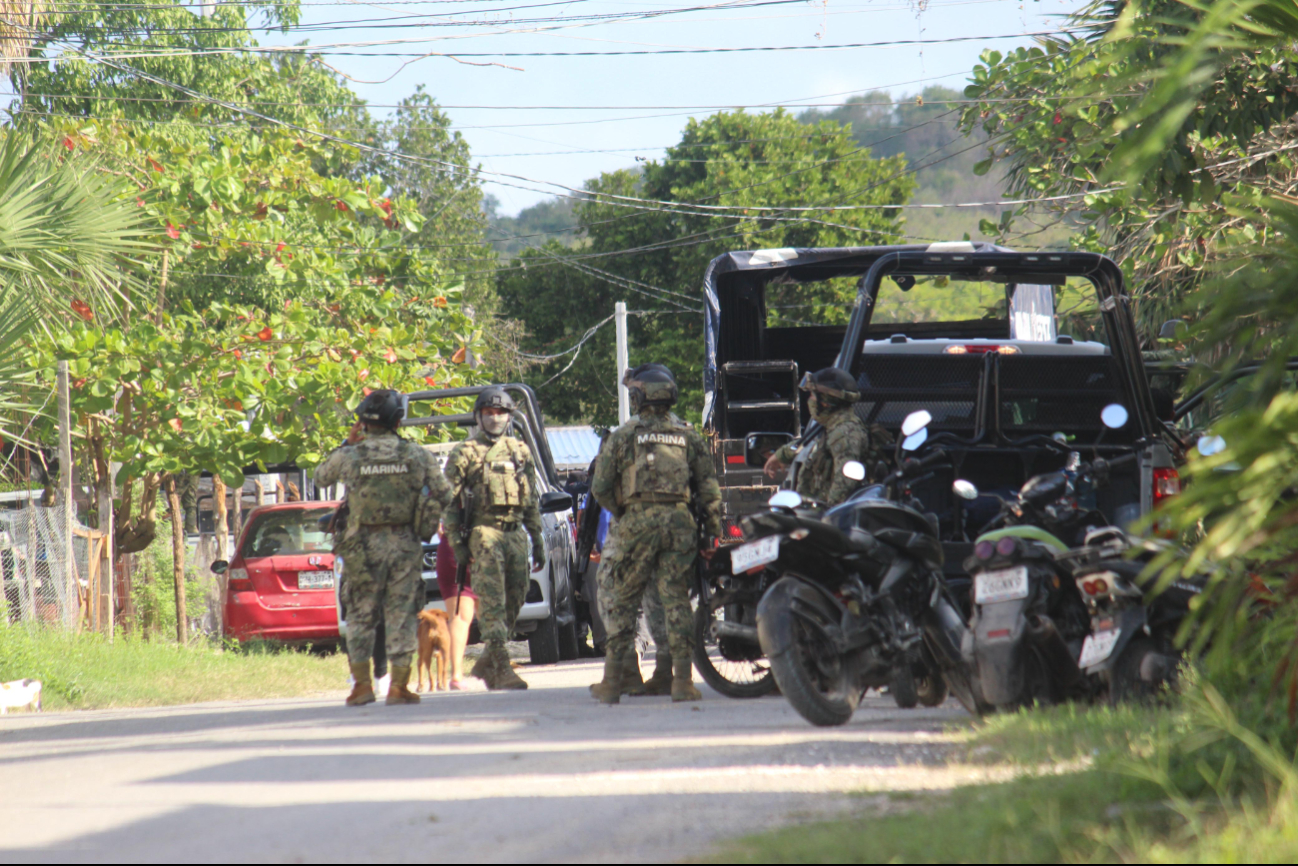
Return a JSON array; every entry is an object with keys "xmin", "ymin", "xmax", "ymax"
[
  {"xmin": 481, "ymin": 413, "xmax": 511, "ymax": 436},
  {"xmin": 807, "ymin": 393, "xmax": 823, "ymax": 421}
]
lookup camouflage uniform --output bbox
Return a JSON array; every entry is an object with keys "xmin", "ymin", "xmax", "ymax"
[
  {"xmin": 594, "ymin": 519, "xmax": 668, "ymax": 653},
  {"xmin": 314, "ymin": 429, "xmax": 449, "ymax": 669},
  {"xmin": 591, "ymin": 405, "xmax": 722, "ymax": 674},
  {"xmin": 775, "ymin": 406, "xmax": 886, "ymax": 505},
  {"xmin": 443, "ymin": 432, "xmax": 545, "ymax": 649}
]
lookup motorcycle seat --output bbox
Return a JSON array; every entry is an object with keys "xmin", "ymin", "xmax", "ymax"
[{"xmin": 874, "ymin": 528, "xmax": 945, "ymax": 569}]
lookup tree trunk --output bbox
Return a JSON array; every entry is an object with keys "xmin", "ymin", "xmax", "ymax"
[{"xmin": 165, "ymin": 474, "xmax": 187, "ymax": 644}]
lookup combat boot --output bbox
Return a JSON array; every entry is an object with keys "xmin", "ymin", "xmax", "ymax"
[
  {"xmin": 638, "ymin": 651, "xmax": 673, "ymax": 696},
  {"xmin": 346, "ymin": 662, "xmax": 376, "ymax": 707},
  {"xmin": 470, "ymin": 647, "xmax": 494, "ymax": 681},
  {"xmin": 622, "ymin": 652, "xmax": 647, "ymax": 695},
  {"xmin": 671, "ymin": 655, "xmax": 701, "ymax": 702},
  {"xmin": 385, "ymin": 665, "xmax": 421, "ymax": 705},
  {"xmin": 590, "ymin": 651, "xmax": 624, "ymax": 704},
  {"xmin": 483, "ymin": 643, "xmax": 528, "ymax": 691}
]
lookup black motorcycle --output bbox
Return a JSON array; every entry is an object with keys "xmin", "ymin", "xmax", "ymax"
[
  {"xmin": 692, "ymin": 549, "xmax": 777, "ymax": 698},
  {"xmin": 953, "ymin": 408, "xmax": 1139, "ymax": 711},
  {"xmin": 1064, "ymin": 525, "xmax": 1203, "ymax": 703},
  {"xmin": 750, "ymin": 427, "xmax": 983, "ymax": 726}
]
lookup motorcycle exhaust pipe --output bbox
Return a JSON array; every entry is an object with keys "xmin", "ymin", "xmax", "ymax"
[
  {"xmin": 1025, "ymin": 614, "xmax": 1081, "ymax": 687},
  {"xmin": 712, "ymin": 621, "xmax": 759, "ymax": 644}
]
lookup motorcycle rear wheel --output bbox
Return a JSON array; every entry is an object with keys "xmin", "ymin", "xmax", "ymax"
[
  {"xmin": 692, "ymin": 602, "xmax": 776, "ymax": 699},
  {"xmin": 890, "ymin": 659, "xmax": 919, "ymax": 709},
  {"xmin": 764, "ymin": 603, "xmax": 859, "ymax": 727}
]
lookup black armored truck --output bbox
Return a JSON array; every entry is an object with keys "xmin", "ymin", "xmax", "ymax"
[{"xmin": 702, "ymin": 242, "xmax": 1186, "ymax": 579}]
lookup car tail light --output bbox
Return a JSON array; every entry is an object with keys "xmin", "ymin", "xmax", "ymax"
[
  {"xmin": 228, "ymin": 568, "xmax": 252, "ymax": 592},
  {"xmin": 1152, "ymin": 467, "xmax": 1181, "ymax": 506}
]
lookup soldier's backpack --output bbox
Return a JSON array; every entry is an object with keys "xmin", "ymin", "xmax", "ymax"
[{"xmin": 619, "ymin": 420, "xmax": 691, "ymax": 504}]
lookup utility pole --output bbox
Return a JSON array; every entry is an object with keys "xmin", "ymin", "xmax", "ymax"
[
  {"xmin": 57, "ymin": 361, "xmax": 74, "ymax": 629},
  {"xmin": 615, "ymin": 301, "xmax": 630, "ymax": 425}
]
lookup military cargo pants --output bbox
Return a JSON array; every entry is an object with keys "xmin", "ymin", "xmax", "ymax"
[
  {"xmin": 594, "ymin": 525, "xmax": 667, "ymax": 654},
  {"xmin": 604, "ymin": 502, "xmax": 695, "ymax": 666},
  {"xmin": 470, "ymin": 525, "xmax": 530, "ymax": 646},
  {"xmin": 339, "ymin": 525, "xmax": 423, "ymax": 669}
]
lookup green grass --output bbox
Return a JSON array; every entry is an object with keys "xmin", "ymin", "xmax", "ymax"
[
  {"xmin": 0, "ymin": 623, "xmax": 345, "ymax": 711},
  {"xmin": 707, "ymin": 703, "xmax": 1171, "ymax": 864}
]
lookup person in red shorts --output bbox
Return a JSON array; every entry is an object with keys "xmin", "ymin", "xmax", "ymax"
[{"xmin": 436, "ymin": 527, "xmax": 478, "ymax": 690}]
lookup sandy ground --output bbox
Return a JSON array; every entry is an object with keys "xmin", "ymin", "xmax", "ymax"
[{"xmin": 0, "ymin": 657, "xmax": 994, "ymax": 863}]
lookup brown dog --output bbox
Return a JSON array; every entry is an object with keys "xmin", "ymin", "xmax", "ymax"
[{"xmin": 416, "ymin": 608, "xmax": 452, "ymax": 692}]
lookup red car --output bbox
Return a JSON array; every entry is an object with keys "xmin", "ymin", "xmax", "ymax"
[{"xmin": 216, "ymin": 501, "xmax": 342, "ymax": 646}]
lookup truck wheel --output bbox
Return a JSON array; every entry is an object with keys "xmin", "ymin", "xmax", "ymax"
[
  {"xmin": 528, "ymin": 611, "xmax": 561, "ymax": 665},
  {"xmin": 557, "ymin": 566, "xmax": 580, "ymax": 662}
]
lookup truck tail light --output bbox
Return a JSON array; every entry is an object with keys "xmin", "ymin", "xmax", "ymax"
[
  {"xmin": 1152, "ymin": 467, "xmax": 1181, "ymax": 506},
  {"xmin": 228, "ymin": 567, "xmax": 252, "ymax": 592}
]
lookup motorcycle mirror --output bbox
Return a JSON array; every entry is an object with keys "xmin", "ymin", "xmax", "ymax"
[
  {"xmin": 901, "ymin": 427, "xmax": 928, "ymax": 452},
  {"xmin": 901, "ymin": 409, "xmax": 933, "ymax": 437},
  {"xmin": 768, "ymin": 490, "xmax": 803, "ymax": 509},
  {"xmin": 952, "ymin": 479, "xmax": 979, "ymax": 500},
  {"xmin": 842, "ymin": 460, "xmax": 866, "ymax": 481},
  {"xmin": 1100, "ymin": 403, "xmax": 1129, "ymax": 429},
  {"xmin": 1198, "ymin": 434, "xmax": 1227, "ymax": 456}
]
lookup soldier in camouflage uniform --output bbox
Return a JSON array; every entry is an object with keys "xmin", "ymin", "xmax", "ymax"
[
  {"xmin": 443, "ymin": 387, "xmax": 546, "ymax": 691},
  {"xmin": 591, "ymin": 364, "xmax": 722, "ymax": 704},
  {"xmin": 315, "ymin": 389, "xmax": 451, "ymax": 707},
  {"xmin": 764, "ymin": 367, "xmax": 889, "ymax": 505},
  {"xmin": 591, "ymin": 517, "xmax": 672, "ymax": 695}
]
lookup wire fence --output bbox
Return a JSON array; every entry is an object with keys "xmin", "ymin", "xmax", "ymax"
[{"xmin": 0, "ymin": 505, "xmax": 107, "ymax": 631}]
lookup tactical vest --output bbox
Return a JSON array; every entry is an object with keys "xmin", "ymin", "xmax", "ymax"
[
  {"xmin": 482, "ymin": 437, "xmax": 530, "ymax": 509},
  {"xmin": 348, "ymin": 439, "xmax": 423, "ymax": 525},
  {"xmin": 619, "ymin": 422, "xmax": 691, "ymax": 504}
]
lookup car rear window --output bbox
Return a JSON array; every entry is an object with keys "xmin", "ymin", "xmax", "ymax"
[{"xmin": 241, "ymin": 509, "xmax": 334, "ymax": 558}]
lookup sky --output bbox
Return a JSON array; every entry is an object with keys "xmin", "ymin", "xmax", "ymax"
[{"xmin": 248, "ymin": 0, "xmax": 1087, "ymax": 214}]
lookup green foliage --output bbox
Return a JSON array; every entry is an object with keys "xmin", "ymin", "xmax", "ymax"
[
  {"xmin": 958, "ymin": 0, "xmax": 1298, "ymax": 336},
  {"xmin": 0, "ymin": 618, "xmax": 341, "ymax": 710},
  {"xmin": 485, "ymin": 194, "xmax": 580, "ymax": 258},
  {"xmin": 366, "ymin": 86, "xmax": 497, "ymax": 316},
  {"xmin": 800, "ymin": 85, "xmax": 1017, "ymax": 245},
  {"xmin": 498, "ymin": 109, "xmax": 915, "ymax": 425}
]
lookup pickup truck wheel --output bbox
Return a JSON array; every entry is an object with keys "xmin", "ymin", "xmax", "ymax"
[
  {"xmin": 556, "ymin": 566, "xmax": 580, "ymax": 661},
  {"xmin": 528, "ymin": 610, "xmax": 561, "ymax": 665}
]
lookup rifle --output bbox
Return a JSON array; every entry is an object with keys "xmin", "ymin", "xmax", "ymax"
[{"xmin": 454, "ymin": 486, "xmax": 474, "ymax": 617}]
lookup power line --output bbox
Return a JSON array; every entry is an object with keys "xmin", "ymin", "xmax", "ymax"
[{"xmin": 17, "ymin": 26, "xmax": 1083, "ymax": 60}]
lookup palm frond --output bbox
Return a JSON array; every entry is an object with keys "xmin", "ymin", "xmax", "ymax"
[
  {"xmin": 0, "ymin": 1, "xmax": 46, "ymax": 76},
  {"xmin": 0, "ymin": 128, "xmax": 152, "ymax": 321}
]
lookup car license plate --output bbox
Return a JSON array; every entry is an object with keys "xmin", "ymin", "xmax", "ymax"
[
  {"xmin": 731, "ymin": 536, "xmax": 780, "ymax": 574},
  {"xmin": 975, "ymin": 565, "xmax": 1030, "ymax": 605},
  {"xmin": 1078, "ymin": 628, "xmax": 1121, "ymax": 669},
  {"xmin": 298, "ymin": 570, "xmax": 335, "ymax": 590}
]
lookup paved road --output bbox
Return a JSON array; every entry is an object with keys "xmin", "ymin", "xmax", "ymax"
[{"xmin": 0, "ymin": 658, "xmax": 985, "ymax": 863}]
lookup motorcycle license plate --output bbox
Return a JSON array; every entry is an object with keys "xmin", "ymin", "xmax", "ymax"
[
  {"xmin": 298, "ymin": 570, "xmax": 335, "ymax": 590},
  {"xmin": 731, "ymin": 536, "xmax": 780, "ymax": 574},
  {"xmin": 1078, "ymin": 628, "xmax": 1121, "ymax": 669},
  {"xmin": 975, "ymin": 566, "xmax": 1030, "ymax": 605}
]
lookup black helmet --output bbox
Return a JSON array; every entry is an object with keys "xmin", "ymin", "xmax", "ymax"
[
  {"xmin": 623, "ymin": 363, "xmax": 677, "ymax": 409},
  {"xmin": 354, "ymin": 389, "xmax": 405, "ymax": 428},
  {"xmin": 473, "ymin": 386, "xmax": 517, "ymax": 414},
  {"xmin": 799, "ymin": 367, "xmax": 860, "ymax": 406},
  {"xmin": 473, "ymin": 386, "xmax": 517, "ymax": 427}
]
